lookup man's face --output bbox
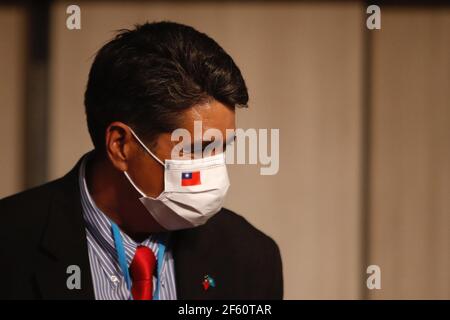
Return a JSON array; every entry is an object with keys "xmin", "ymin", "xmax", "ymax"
[{"xmin": 125, "ymin": 100, "xmax": 236, "ymax": 198}]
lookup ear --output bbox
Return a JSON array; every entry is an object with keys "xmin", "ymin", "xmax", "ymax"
[{"xmin": 105, "ymin": 122, "xmax": 136, "ymax": 172}]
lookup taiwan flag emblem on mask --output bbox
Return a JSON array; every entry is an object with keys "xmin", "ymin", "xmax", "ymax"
[{"xmin": 181, "ymin": 171, "xmax": 201, "ymax": 186}]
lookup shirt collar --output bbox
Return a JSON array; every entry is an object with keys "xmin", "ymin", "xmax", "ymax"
[{"xmin": 78, "ymin": 152, "xmax": 161, "ymax": 265}]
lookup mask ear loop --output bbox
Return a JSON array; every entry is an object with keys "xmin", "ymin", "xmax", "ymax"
[
  {"xmin": 124, "ymin": 127, "xmax": 166, "ymax": 199},
  {"xmin": 123, "ymin": 171, "xmax": 147, "ymax": 198},
  {"xmin": 128, "ymin": 127, "xmax": 165, "ymax": 167}
]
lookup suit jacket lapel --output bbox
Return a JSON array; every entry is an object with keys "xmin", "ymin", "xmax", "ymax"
[
  {"xmin": 172, "ymin": 218, "xmax": 229, "ymax": 300},
  {"xmin": 34, "ymin": 158, "xmax": 95, "ymax": 299}
]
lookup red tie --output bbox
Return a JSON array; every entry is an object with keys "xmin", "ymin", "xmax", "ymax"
[{"xmin": 129, "ymin": 245, "xmax": 156, "ymax": 300}]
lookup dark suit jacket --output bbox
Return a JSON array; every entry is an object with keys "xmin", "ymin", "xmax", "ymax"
[{"xmin": 0, "ymin": 155, "xmax": 283, "ymax": 300}]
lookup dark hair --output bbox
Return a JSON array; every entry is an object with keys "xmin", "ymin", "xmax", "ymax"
[{"xmin": 84, "ymin": 21, "xmax": 248, "ymax": 151}]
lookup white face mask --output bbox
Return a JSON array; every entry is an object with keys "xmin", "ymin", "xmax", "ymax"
[{"xmin": 123, "ymin": 128, "xmax": 230, "ymax": 231}]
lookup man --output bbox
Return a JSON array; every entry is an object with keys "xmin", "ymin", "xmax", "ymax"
[{"xmin": 0, "ymin": 21, "xmax": 283, "ymax": 300}]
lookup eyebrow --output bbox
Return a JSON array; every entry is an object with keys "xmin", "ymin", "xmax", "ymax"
[{"xmin": 189, "ymin": 134, "xmax": 236, "ymax": 153}]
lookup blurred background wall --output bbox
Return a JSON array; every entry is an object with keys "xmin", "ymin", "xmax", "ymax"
[
  {"xmin": 0, "ymin": 5, "xmax": 25, "ymax": 197},
  {"xmin": 0, "ymin": 0, "xmax": 449, "ymax": 299}
]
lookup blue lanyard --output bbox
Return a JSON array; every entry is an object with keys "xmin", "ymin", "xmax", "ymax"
[{"xmin": 111, "ymin": 222, "xmax": 166, "ymax": 300}]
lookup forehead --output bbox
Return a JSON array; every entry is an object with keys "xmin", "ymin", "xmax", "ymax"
[{"xmin": 181, "ymin": 100, "xmax": 236, "ymax": 134}]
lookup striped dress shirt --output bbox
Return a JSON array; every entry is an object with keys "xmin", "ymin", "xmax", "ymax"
[{"xmin": 78, "ymin": 154, "xmax": 177, "ymax": 300}]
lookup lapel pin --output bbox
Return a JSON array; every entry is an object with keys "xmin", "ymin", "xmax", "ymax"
[{"xmin": 202, "ymin": 275, "xmax": 216, "ymax": 291}]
